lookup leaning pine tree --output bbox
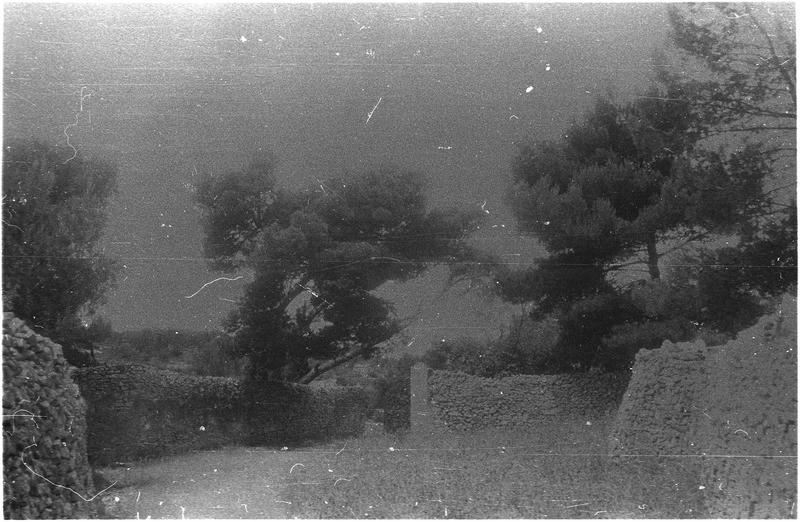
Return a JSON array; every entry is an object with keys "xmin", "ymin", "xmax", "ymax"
[{"xmin": 195, "ymin": 158, "xmax": 482, "ymax": 383}]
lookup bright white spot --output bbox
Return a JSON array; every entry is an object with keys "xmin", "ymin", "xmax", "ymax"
[
  {"xmin": 335, "ymin": 52, "xmax": 340, "ymax": 56},
  {"xmin": 199, "ymin": 426, "xmax": 205, "ymax": 431},
  {"xmin": 239, "ymin": 35, "xmax": 247, "ymax": 43},
  {"xmin": 699, "ymin": 485, "xmax": 706, "ymax": 490},
  {"xmin": 114, "ymin": 497, "xmax": 120, "ymax": 502},
  {"xmin": 586, "ymin": 421, "xmax": 592, "ymax": 426},
  {"xmin": 525, "ymin": 85, "xmax": 534, "ymax": 93},
  {"xmin": 544, "ymin": 221, "xmax": 551, "ymax": 225},
  {"xmin": 389, "ymin": 447, "xmax": 396, "ymax": 452},
  {"xmin": 545, "ymin": 64, "xmax": 551, "ymax": 71},
  {"xmin": 535, "ymin": 26, "xmax": 543, "ymax": 33}
]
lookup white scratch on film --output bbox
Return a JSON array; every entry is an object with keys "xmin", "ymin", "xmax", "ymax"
[
  {"xmin": 21, "ymin": 444, "xmax": 117, "ymax": 501},
  {"xmin": 365, "ymin": 97, "xmax": 382, "ymax": 125},
  {"xmin": 63, "ymin": 87, "xmax": 93, "ymax": 164},
  {"xmin": 184, "ymin": 276, "xmax": 243, "ymax": 299}
]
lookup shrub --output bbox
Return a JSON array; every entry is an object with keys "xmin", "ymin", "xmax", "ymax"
[
  {"xmin": 190, "ymin": 335, "xmax": 246, "ymax": 377},
  {"xmin": 423, "ymin": 314, "xmax": 561, "ymax": 377},
  {"xmin": 424, "ymin": 337, "xmax": 499, "ymax": 376}
]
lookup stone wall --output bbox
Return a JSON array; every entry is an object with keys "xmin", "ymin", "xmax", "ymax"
[
  {"xmin": 609, "ymin": 340, "xmax": 707, "ymax": 456},
  {"xmin": 73, "ymin": 364, "xmax": 245, "ymax": 465},
  {"xmin": 3, "ymin": 313, "xmax": 99, "ymax": 518},
  {"xmin": 611, "ymin": 294, "xmax": 797, "ymax": 518},
  {"xmin": 421, "ymin": 367, "xmax": 628, "ymax": 431},
  {"xmin": 74, "ymin": 364, "xmax": 369, "ymax": 465}
]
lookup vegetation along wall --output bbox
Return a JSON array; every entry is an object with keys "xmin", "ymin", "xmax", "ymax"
[
  {"xmin": 74, "ymin": 364, "xmax": 369, "ymax": 465},
  {"xmin": 3, "ymin": 313, "xmax": 99, "ymax": 519},
  {"xmin": 425, "ymin": 368, "xmax": 628, "ymax": 431},
  {"xmin": 611, "ymin": 293, "xmax": 797, "ymax": 518}
]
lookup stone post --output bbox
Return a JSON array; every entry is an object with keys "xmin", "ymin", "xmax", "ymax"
[{"xmin": 410, "ymin": 362, "xmax": 433, "ymax": 431}]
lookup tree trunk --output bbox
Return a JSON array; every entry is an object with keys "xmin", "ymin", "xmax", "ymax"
[
  {"xmin": 647, "ymin": 233, "xmax": 660, "ymax": 280},
  {"xmin": 296, "ymin": 344, "xmax": 371, "ymax": 384}
]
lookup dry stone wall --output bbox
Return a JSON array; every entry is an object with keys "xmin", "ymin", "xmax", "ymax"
[
  {"xmin": 609, "ymin": 340, "xmax": 707, "ymax": 456},
  {"xmin": 74, "ymin": 364, "xmax": 369, "ymax": 465},
  {"xmin": 425, "ymin": 368, "xmax": 628, "ymax": 431},
  {"xmin": 611, "ymin": 294, "xmax": 797, "ymax": 518},
  {"xmin": 3, "ymin": 313, "xmax": 99, "ymax": 519},
  {"xmin": 73, "ymin": 364, "xmax": 245, "ymax": 465}
]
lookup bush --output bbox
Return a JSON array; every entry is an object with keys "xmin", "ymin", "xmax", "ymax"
[
  {"xmin": 491, "ymin": 314, "xmax": 561, "ymax": 375},
  {"xmin": 424, "ymin": 337, "xmax": 498, "ymax": 376},
  {"xmin": 190, "ymin": 335, "xmax": 246, "ymax": 377},
  {"xmin": 422, "ymin": 314, "xmax": 561, "ymax": 377},
  {"xmin": 107, "ymin": 328, "xmax": 218, "ymax": 366}
]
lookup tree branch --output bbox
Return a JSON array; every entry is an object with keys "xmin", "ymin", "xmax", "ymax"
[
  {"xmin": 297, "ymin": 343, "xmax": 373, "ymax": 384},
  {"xmin": 278, "ymin": 275, "xmax": 312, "ymax": 312},
  {"xmin": 745, "ymin": 5, "xmax": 797, "ymax": 104},
  {"xmin": 711, "ymin": 125, "xmax": 796, "ymax": 134}
]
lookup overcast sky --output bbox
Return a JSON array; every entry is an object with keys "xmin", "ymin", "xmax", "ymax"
[{"xmin": 4, "ymin": 3, "xmax": 671, "ymax": 335}]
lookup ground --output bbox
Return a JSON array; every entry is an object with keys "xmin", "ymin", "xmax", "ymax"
[{"xmin": 96, "ymin": 415, "xmax": 705, "ymax": 519}]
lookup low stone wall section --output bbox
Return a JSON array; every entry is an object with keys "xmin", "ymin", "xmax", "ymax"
[
  {"xmin": 610, "ymin": 294, "xmax": 797, "ymax": 518},
  {"xmin": 73, "ymin": 365, "xmax": 245, "ymax": 465},
  {"xmin": 74, "ymin": 364, "xmax": 369, "ymax": 465},
  {"xmin": 3, "ymin": 313, "xmax": 99, "ymax": 519},
  {"xmin": 609, "ymin": 340, "xmax": 707, "ymax": 456},
  {"xmin": 426, "ymin": 369, "xmax": 628, "ymax": 431}
]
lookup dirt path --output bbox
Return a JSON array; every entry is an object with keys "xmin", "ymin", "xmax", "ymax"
[{"xmin": 98, "ymin": 446, "xmax": 321, "ymax": 519}]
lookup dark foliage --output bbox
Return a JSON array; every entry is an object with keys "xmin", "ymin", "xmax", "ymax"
[
  {"xmin": 496, "ymin": 4, "xmax": 795, "ymax": 372},
  {"xmin": 423, "ymin": 314, "xmax": 561, "ymax": 376},
  {"xmin": 196, "ymin": 162, "xmax": 482, "ymax": 383},
  {"xmin": 373, "ymin": 355, "xmax": 418, "ymax": 432},
  {"xmin": 2, "ymin": 139, "xmax": 119, "ymax": 364}
]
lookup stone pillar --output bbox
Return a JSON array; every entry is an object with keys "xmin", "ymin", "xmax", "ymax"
[{"xmin": 410, "ymin": 362, "xmax": 433, "ymax": 431}]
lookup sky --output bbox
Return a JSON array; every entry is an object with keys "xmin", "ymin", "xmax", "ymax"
[{"xmin": 4, "ymin": 3, "xmax": 671, "ymax": 342}]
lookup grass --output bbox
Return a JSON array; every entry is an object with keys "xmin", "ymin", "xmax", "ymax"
[{"xmin": 97, "ymin": 416, "xmax": 706, "ymax": 519}]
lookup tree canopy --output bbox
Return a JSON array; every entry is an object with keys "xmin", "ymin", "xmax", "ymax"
[
  {"xmin": 2, "ymin": 139, "xmax": 119, "ymax": 341},
  {"xmin": 492, "ymin": 3, "xmax": 795, "ymax": 372},
  {"xmin": 196, "ymin": 160, "xmax": 482, "ymax": 383},
  {"xmin": 663, "ymin": 3, "xmax": 795, "ymax": 140}
]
